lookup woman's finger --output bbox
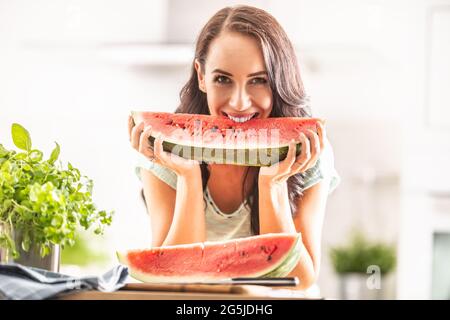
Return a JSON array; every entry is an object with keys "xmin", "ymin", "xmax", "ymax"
[
  {"xmin": 139, "ymin": 126, "xmax": 156, "ymax": 160},
  {"xmin": 264, "ymin": 139, "xmax": 297, "ymax": 179},
  {"xmin": 317, "ymin": 121, "xmax": 326, "ymax": 151},
  {"xmin": 153, "ymin": 133, "xmax": 169, "ymax": 164},
  {"xmin": 128, "ymin": 115, "xmax": 135, "ymax": 141},
  {"xmin": 279, "ymin": 139, "xmax": 298, "ymax": 176},
  {"xmin": 303, "ymin": 129, "xmax": 320, "ymax": 170},
  {"xmin": 284, "ymin": 139, "xmax": 297, "ymax": 167},
  {"xmin": 131, "ymin": 121, "xmax": 145, "ymax": 150},
  {"xmin": 291, "ymin": 132, "xmax": 310, "ymax": 173}
]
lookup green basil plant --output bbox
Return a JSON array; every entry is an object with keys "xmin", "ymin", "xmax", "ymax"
[{"xmin": 0, "ymin": 123, "xmax": 113, "ymax": 259}]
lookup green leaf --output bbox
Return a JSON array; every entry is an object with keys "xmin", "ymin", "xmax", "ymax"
[
  {"xmin": 0, "ymin": 144, "xmax": 9, "ymax": 157},
  {"xmin": 48, "ymin": 142, "xmax": 60, "ymax": 164},
  {"xmin": 51, "ymin": 215, "xmax": 63, "ymax": 228},
  {"xmin": 40, "ymin": 245, "xmax": 50, "ymax": 258},
  {"xmin": 29, "ymin": 149, "xmax": 43, "ymax": 162},
  {"xmin": 14, "ymin": 153, "xmax": 27, "ymax": 160},
  {"xmin": 21, "ymin": 233, "xmax": 31, "ymax": 252},
  {"xmin": 11, "ymin": 123, "xmax": 32, "ymax": 151}
]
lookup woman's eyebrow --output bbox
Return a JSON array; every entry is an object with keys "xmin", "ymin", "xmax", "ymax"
[
  {"xmin": 212, "ymin": 69, "xmax": 233, "ymax": 76},
  {"xmin": 247, "ymin": 71, "xmax": 267, "ymax": 77},
  {"xmin": 212, "ymin": 69, "xmax": 268, "ymax": 77}
]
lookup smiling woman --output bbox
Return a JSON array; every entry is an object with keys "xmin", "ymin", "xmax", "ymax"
[{"xmin": 129, "ymin": 5, "xmax": 340, "ymax": 291}]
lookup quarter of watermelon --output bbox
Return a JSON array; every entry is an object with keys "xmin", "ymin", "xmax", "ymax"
[
  {"xmin": 117, "ymin": 233, "xmax": 301, "ymax": 283},
  {"xmin": 131, "ymin": 111, "xmax": 323, "ymax": 166}
]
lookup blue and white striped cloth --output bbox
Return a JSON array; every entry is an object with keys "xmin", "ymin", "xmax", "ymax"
[{"xmin": 0, "ymin": 263, "xmax": 128, "ymax": 300}]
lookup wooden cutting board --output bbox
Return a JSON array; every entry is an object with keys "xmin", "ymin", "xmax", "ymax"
[{"xmin": 121, "ymin": 282, "xmax": 274, "ymax": 296}]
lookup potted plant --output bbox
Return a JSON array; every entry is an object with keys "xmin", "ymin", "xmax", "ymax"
[
  {"xmin": 0, "ymin": 123, "xmax": 113, "ymax": 271},
  {"xmin": 329, "ymin": 231, "xmax": 396, "ymax": 300}
]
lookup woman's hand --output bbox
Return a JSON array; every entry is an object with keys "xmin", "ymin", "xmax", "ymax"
[
  {"xmin": 128, "ymin": 115, "xmax": 201, "ymax": 177},
  {"xmin": 259, "ymin": 122, "xmax": 326, "ymax": 186}
]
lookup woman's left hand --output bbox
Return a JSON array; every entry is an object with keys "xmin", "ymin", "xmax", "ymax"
[{"xmin": 259, "ymin": 122, "xmax": 326, "ymax": 185}]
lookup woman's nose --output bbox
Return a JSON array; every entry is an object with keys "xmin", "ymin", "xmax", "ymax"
[{"xmin": 229, "ymin": 86, "xmax": 252, "ymax": 111}]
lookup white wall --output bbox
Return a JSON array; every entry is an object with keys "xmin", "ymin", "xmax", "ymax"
[
  {"xmin": 0, "ymin": 0, "xmax": 176, "ymax": 257},
  {"xmin": 0, "ymin": 0, "xmax": 168, "ymax": 44}
]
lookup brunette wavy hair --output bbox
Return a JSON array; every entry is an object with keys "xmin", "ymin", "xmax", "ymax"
[{"xmin": 175, "ymin": 5, "xmax": 312, "ymax": 235}]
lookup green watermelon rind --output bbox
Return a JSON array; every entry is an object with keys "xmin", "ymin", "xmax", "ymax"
[
  {"xmin": 148, "ymin": 136, "xmax": 302, "ymax": 167},
  {"xmin": 116, "ymin": 251, "xmax": 127, "ymax": 270},
  {"xmin": 261, "ymin": 240, "xmax": 302, "ymax": 278},
  {"xmin": 116, "ymin": 233, "xmax": 301, "ymax": 283},
  {"xmin": 222, "ymin": 233, "xmax": 302, "ymax": 279}
]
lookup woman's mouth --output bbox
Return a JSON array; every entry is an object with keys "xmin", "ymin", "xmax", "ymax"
[{"xmin": 221, "ymin": 112, "xmax": 259, "ymax": 123}]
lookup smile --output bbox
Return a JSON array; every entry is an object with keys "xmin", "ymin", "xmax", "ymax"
[{"xmin": 221, "ymin": 112, "xmax": 259, "ymax": 123}]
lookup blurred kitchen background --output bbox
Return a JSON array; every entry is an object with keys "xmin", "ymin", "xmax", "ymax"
[{"xmin": 1, "ymin": 0, "xmax": 449, "ymax": 299}]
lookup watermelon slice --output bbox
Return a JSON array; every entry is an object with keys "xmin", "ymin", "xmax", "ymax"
[
  {"xmin": 131, "ymin": 111, "xmax": 323, "ymax": 166},
  {"xmin": 117, "ymin": 233, "xmax": 301, "ymax": 283}
]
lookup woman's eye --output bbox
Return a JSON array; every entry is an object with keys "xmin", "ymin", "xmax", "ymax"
[
  {"xmin": 213, "ymin": 75, "xmax": 231, "ymax": 84},
  {"xmin": 250, "ymin": 77, "xmax": 268, "ymax": 85}
]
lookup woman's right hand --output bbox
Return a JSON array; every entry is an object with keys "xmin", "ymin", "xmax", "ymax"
[{"xmin": 128, "ymin": 115, "xmax": 201, "ymax": 177}]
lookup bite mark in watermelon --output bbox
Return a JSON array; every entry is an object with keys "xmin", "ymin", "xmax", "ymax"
[
  {"xmin": 117, "ymin": 233, "xmax": 302, "ymax": 283},
  {"xmin": 131, "ymin": 111, "xmax": 323, "ymax": 166}
]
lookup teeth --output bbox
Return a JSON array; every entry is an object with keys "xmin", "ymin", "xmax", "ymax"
[{"xmin": 227, "ymin": 114, "xmax": 254, "ymax": 123}]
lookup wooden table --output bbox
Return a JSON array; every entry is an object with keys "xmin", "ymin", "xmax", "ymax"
[{"xmin": 58, "ymin": 283, "xmax": 322, "ymax": 300}]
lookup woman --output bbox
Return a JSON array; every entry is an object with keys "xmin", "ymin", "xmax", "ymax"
[{"xmin": 128, "ymin": 5, "xmax": 340, "ymax": 290}]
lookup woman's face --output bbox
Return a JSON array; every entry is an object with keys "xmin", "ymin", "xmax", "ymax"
[{"xmin": 195, "ymin": 32, "xmax": 273, "ymax": 122}]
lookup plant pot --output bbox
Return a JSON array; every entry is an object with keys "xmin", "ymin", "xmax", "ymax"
[
  {"xmin": 0, "ymin": 223, "xmax": 60, "ymax": 272},
  {"xmin": 339, "ymin": 273, "xmax": 383, "ymax": 300}
]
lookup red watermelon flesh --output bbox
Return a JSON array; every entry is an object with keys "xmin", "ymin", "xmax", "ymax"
[
  {"xmin": 131, "ymin": 111, "xmax": 323, "ymax": 166},
  {"xmin": 117, "ymin": 233, "xmax": 301, "ymax": 283}
]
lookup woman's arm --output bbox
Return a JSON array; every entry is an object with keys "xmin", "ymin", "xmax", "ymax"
[
  {"xmin": 290, "ymin": 178, "xmax": 330, "ymax": 289},
  {"xmin": 162, "ymin": 167, "xmax": 206, "ymax": 246},
  {"xmin": 141, "ymin": 168, "xmax": 176, "ymax": 247},
  {"xmin": 258, "ymin": 177, "xmax": 330, "ymax": 290},
  {"xmin": 141, "ymin": 166, "xmax": 206, "ymax": 247},
  {"xmin": 258, "ymin": 122, "xmax": 329, "ymax": 290},
  {"xmin": 130, "ymin": 116, "xmax": 206, "ymax": 247}
]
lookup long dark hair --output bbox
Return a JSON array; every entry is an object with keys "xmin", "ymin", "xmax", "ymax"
[{"xmin": 175, "ymin": 5, "xmax": 311, "ymax": 235}]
